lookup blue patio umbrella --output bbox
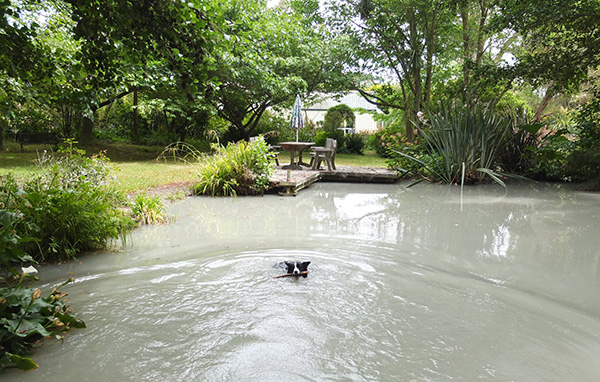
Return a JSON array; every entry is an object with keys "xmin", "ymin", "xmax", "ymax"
[{"xmin": 290, "ymin": 94, "xmax": 304, "ymax": 142}]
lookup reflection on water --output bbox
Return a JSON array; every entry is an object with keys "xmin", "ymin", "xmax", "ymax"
[{"xmin": 8, "ymin": 182, "xmax": 600, "ymax": 381}]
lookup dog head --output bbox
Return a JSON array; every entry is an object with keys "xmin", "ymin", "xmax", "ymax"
[{"xmin": 285, "ymin": 261, "xmax": 311, "ymax": 277}]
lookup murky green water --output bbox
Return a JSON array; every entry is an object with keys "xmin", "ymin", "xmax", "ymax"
[{"xmin": 7, "ymin": 182, "xmax": 600, "ymax": 381}]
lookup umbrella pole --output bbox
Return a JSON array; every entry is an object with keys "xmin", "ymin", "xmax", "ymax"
[{"xmin": 296, "ymin": 129, "xmax": 299, "ymax": 142}]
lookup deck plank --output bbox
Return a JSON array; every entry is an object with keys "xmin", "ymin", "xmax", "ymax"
[{"xmin": 269, "ymin": 166, "xmax": 398, "ymax": 196}]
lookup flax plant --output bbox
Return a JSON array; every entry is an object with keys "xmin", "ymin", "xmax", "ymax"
[{"xmin": 394, "ymin": 103, "xmax": 513, "ymax": 186}]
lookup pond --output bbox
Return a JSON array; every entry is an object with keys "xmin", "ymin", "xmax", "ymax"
[{"xmin": 8, "ymin": 182, "xmax": 600, "ymax": 381}]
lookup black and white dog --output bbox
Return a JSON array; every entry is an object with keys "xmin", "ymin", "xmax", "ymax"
[{"xmin": 276, "ymin": 261, "xmax": 311, "ymax": 277}]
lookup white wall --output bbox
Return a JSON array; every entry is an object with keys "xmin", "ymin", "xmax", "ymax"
[
  {"xmin": 303, "ymin": 92, "xmax": 383, "ymax": 133},
  {"xmin": 304, "ymin": 110, "xmax": 381, "ymax": 133}
]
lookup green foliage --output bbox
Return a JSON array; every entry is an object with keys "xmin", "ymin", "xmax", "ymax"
[
  {"xmin": 0, "ymin": 142, "xmax": 135, "ymax": 263},
  {"xmin": 565, "ymin": 90, "xmax": 600, "ymax": 186},
  {"xmin": 193, "ymin": 137, "xmax": 275, "ymax": 197},
  {"xmin": 568, "ymin": 147, "xmax": 600, "ymax": 183},
  {"xmin": 65, "ymin": 0, "xmax": 226, "ymax": 90},
  {"xmin": 0, "ymin": 1, "xmax": 49, "ymax": 82},
  {"xmin": 497, "ymin": 121, "xmax": 543, "ymax": 175},
  {"xmin": 0, "ymin": 278, "xmax": 85, "ymax": 372},
  {"xmin": 344, "ymin": 133, "xmax": 366, "ymax": 155},
  {"xmin": 210, "ymin": 0, "xmax": 350, "ymax": 140},
  {"xmin": 493, "ymin": 0, "xmax": 600, "ymax": 92},
  {"xmin": 523, "ymin": 132, "xmax": 572, "ymax": 181},
  {"xmin": 389, "ymin": 103, "xmax": 513, "ymax": 185},
  {"xmin": 495, "ymin": 107, "xmax": 580, "ymax": 182},
  {"xmin": 11, "ymin": 107, "xmax": 55, "ymax": 135},
  {"xmin": 386, "ymin": 140, "xmax": 429, "ymax": 178},
  {"xmin": 131, "ymin": 193, "xmax": 167, "ymax": 225},
  {"xmin": 367, "ymin": 125, "xmax": 408, "ymax": 157},
  {"xmin": 372, "ymin": 107, "xmax": 405, "ymax": 132},
  {"xmin": 0, "ymin": 209, "xmax": 36, "ymax": 283},
  {"xmin": 314, "ymin": 131, "xmax": 328, "ymax": 147},
  {"xmin": 494, "ymin": 91, "xmax": 534, "ymax": 116},
  {"xmin": 220, "ymin": 110, "xmax": 309, "ymax": 145},
  {"xmin": 323, "ymin": 104, "xmax": 355, "ymax": 132},
  {"xmin": 285, "ymin": 120, "xmax": 318, "ymax": 144}
]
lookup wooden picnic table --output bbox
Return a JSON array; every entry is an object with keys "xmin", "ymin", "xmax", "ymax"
[{"xmin": 278, "ymin": 141, "xmax": 314, "ymax": 170}]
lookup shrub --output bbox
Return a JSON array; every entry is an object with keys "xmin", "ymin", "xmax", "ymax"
[
  {"xmin": 386, "ymin": 140, "xmax": 429, "ymax": 178},
  {"xmin": 344, "ymin": 133, "xmax": 366, "ymax": 154},
  {"xmin": 496, "ymin": 121, "xmax": 543, "ymax": 175},
  {"xmin": 367, "ymin": 125, "xmax": 407, "ymax": 157},
  {"xmin": 314, "ymin": 131, "xmax": 328, "ymax": 147},
  {"xmin": 0, "ymin": 209, "xmax": 36, "ymax": 283},
  {"xmin": 131, "ymin": 193, "xmax": 167, "ymax": 225},
  {"xmin": 565, "ymin": 89, "xmax": 600, "ymax": 187},
  {"xmin": 0, "ymin": 278, "xmax": 85, "ymax": 371},
  {"xmin": 0, "ymin": 143, "xmax": 135, "ymax": 263},
  {"xmin": 1, "ymin": 205, "xmax": 85, "ymax": 372},
  {"xmin": 193, "ymin": 137, "xmax": 275, "ymax": 196},
  {"xmin": 568, "ymin": 149, "xmax": 600, "ymax": 186},
  {"xmin": 525, "ymin": 129, "xmax": 573, "ymax": 181}
]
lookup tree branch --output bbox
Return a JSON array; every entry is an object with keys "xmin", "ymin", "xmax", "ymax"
[
  {"xmin": 94, "ymin": 89, "xmax": 133, "ymax": 111},
  {"xmin": 354, "ymin": 88, "xmax": 405, "ymax": 111}
]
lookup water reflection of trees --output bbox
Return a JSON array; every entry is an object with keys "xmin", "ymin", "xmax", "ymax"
[
  {"xmin": 308, "ymin": 183, "xmax": 600, "ymax": 280},
  {"xmin": 134, "ymin": 183, "xmax": 599, "ymax": 282}
]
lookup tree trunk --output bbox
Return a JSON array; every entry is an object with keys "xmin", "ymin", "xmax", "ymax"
[
  {"xmin": 77, "ymin": 90, "xmax": 132, "ymax": 146},
  {"xmin": 0, "ymin": 118, "xmax": 5, "ymax": 149},
  {"xmin": 423, "ymin": 11, "xmax": 436, "ymax": 114},
  {"xmin": 404, "ymin": 103, "xmax": 415, "ymax": 143},
  {"xmin": 80, "ymin": 116, "xmax": 95, "ymax": 145},
  {"xmin": 460, "ymin": 3, "xmax": 471, "ymax": 95},
  {"xmin": 407, "ymin": 7, "xmax": 420, "ymax": 144},
  {"xmin": 133, "ymin": 89, "xmax": 139, "ymax": 142},
  {"xmin": 475, "ymin": 0, "xmax": 489, "ymax": 65},
  {"xmin": 533, "ymin": 82, "xmax": 556, "ymax": 122}
]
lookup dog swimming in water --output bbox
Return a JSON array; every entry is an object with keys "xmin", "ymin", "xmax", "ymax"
[{"xmin": 274, "ymin": 261, "xmax": 311, "ymax": 278}]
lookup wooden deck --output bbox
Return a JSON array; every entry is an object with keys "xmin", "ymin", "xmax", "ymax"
[
  {"xmin": 320, "ymin": 166, "xmax": 399, "ymax": 183},
  {"xmin": 269, "ymin": 166, "xmax": 398, "ymax": 196}
]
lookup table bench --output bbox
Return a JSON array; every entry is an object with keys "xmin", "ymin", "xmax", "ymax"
[
  {"xmin": 16, "ymin": 132, "xmax": 60, "ymax": 152},
  {"xmin": 310, "ymin": 138, "xmax": 337, "ymax": 171}
]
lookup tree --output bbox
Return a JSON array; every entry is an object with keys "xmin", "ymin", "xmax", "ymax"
[
  {"xmin": 329, "ymin": 0, "xmax": 458, "ymax": 142},
  {"xmin": 328, "ymin": 0, "xmax": 526, "ymax": 141},
  {"xmin": 323, "ymin": 104, "xmax": 355, "ymax": 132},
  {"xmin": 491, "ymin": 0, "xmax": 600, "ymax": 121},
  {"xmin": 209, "ymin": 0, "xmax": 351, "ymax": 141},
  {"xmin": 63, "ymin": 0, "xmax": 228, "ymax": 144},
  {"xmin": 493, "ymin": 0, "xmax": 600, "ymax": 93},
  {"xmin": 0, "ymin": 0, "xmax": 55, "ymax": 147}
]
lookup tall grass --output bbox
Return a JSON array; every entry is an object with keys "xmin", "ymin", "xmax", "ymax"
[
  {"xmin": 157, "ymin": 141, "xmax": 204, "ymax": 164},
  {"xmin": 131, "ymin": 193, "xmax": 167, "ymax": 225},
  {"xmin": 0, "ymin": 144, "xmax": 135, "ymax": 262},
  {"xmin": 193, "ymin": 137, "xmax": 275, "ymax": 197}
]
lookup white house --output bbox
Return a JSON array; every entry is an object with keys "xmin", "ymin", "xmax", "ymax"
[{"xmin": 303, "ymin": 92, "xmax": 384, "ymax": 133}]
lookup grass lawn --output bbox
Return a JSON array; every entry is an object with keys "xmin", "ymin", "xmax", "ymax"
[
  {"xmin": 1, "ymin": 141, "xmax": 389, "ymax": 194},
  {"xmin": 111, "ymin": 161, "xmax": 196, "ymax": 193}
]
